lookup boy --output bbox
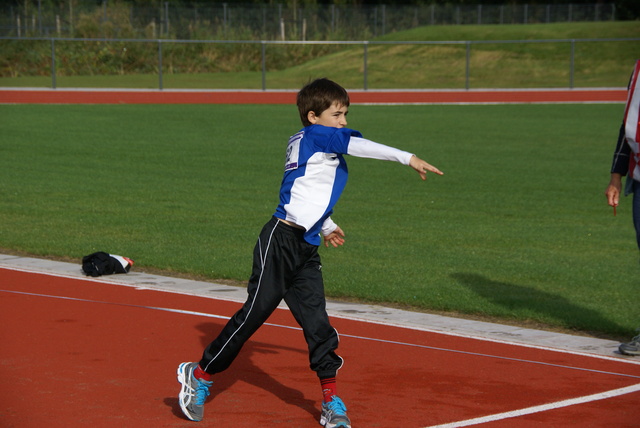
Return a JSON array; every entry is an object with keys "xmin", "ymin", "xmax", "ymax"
[{"xmin": 177, "ymin": 78, "xmax": 443, "ymax": 426}]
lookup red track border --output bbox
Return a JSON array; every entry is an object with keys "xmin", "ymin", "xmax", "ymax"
[
  {"xmin": 0, "ymin": 88, "xmax": 627, "ymax": 104},
  {"xmin": 2, "ymin": 266, "xmax": 640, "ymax": 427}
]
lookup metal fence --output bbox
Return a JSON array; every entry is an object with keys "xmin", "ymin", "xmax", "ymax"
[
  {"xmin": 4, "ymin": 36, "xmax": 638, "ymax": 91},
  {"xmin": 0, "ymin": 2, "xmax": 618, "ymax": 40}
]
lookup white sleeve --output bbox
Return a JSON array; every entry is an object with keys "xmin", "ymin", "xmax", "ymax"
[
  {"xmin": 321, "ymin": 217, "xmax": 338, "ymax": 236},
  {"xmin": 347, "ymin": 136, "xmax": 414, "ymax": 165}
]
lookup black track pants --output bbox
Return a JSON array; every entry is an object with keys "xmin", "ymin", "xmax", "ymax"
[{"xmin": 199, "ymin": 217, "xmax": 343, "ymax": 379}]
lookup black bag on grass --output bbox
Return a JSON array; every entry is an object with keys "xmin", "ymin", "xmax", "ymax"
[{"xmin": 82, "ymin": 252, "xmax": 134, "ymax": 277}]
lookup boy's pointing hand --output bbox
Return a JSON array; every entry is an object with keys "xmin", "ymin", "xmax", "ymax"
[{"xmin": 409, "ymin": 155, "xmax": 444, "ymax": 181}]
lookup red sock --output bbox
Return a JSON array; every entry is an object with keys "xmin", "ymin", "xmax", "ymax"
[
  {"xmin": 194, "ymin": 365, "xmax": 212, "ymax": 382},
  {"xmin": 320, "ymin": 377, "xmax": 337, "ymax": 403}
]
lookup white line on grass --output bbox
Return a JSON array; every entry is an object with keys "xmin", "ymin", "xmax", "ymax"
[{"xmin": 424, "ymin": 383, "xmax": 640, "ymax": 428}]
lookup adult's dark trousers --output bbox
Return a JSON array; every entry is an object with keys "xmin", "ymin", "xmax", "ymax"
[
  {"xmin": 633, "ymin": 179, "xmax": 640, "ymax": 251},
  {"xmin": 199, "ymin": 217, "xmax": 343, "ymax": 379}
]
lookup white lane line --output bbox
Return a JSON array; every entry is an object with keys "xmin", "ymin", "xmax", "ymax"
[
  {"xmin": 4, "ymin": 278, "xmax": 639, "ymax": 428},
  {"xmin": 2, "ymin": 288, "xmax": 640, "ymax": 381},
  {"xmin": 425, "ymin": 383, "xmax": 640, "ymax": 428},
  {"xmin": 0, "ymin": 263, "xmax": 633, "ymax": 369}
]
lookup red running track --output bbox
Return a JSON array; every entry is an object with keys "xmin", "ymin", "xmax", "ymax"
[
  {"xmin": 1, "ymin": 267, "xmax": 639, "ymax": 427},
  {"xmin": 0, "ymin": 88, "xmax": 627, "ymax": 105}
]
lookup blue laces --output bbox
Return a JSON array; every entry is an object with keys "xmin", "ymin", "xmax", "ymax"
[
  {"xmin": 327, "ymin": 397, "xmax": 347, "ymax": 415},
  {"xmin": 194, "ymin": 379, "xmax": 212, "ymax": 405}
]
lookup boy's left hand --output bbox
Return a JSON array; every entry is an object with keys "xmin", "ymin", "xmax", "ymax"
[
  {"xmin": 410, "ymin": 155, "xmax": 443, "ymax": 181},
  {"xmin": 323, "ymin": 226, "xmax": 345, "ymax": 248}
]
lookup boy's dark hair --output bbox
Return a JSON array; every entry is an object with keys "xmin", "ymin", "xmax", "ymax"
[{"xmin": 297, "ymin": 78, "xmax": 350, "ymax": 127}]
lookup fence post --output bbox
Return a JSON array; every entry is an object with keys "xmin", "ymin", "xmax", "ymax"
[
  {"xmin": 546, "ymin": 5, "xmax": 551, "ymax": 23},
  {"xmin": 102, "ymin": 0, "xmax": 107, "ymax": 39},
  {"xmin": 37, "ymin": 0, "xmax": 42, "ymax": 36},
  {"xmin": 465, "ymin": 41, "xmax": 470, "ymax": 90},
  {"xmin": 165, "ymin": 2, "xmax": 170, "ymax": 37},
  {"xmin": 373, "ymin": 7, "xmax": 378, "ymax": 37},
  {"xmin": 158, "ymin": 40, "xmax": 163, "ymax": 90},
  {"xmin": 331, "ymin": 5, "xmax": 336, "ymax": 34},
  {"xmin": 223, "ymin": 3, "xmax": 227, "ymax": 37},
  {"xmin": 569, "ymin": 39, "xmax": 575, "ymax": 89},
  {"xmin": 569, "ymin": 4, "xmax": 573, "ymax": 22},
  {"xmin": 69, "ymin": 1, "xmax": 73, "ymax": 35},
  {"xmin": 261, "ymin": 41, "xmax": 266, "ymax": 91},
  {"xmin": 50, "ymin": 38, "xmax": 56, "ymax": 89},
  {"xmin": 363, "ymin": 41, "xmax": 368, "ymax": 90},
  {"xmin": 382, "ymin": 5, "xmax": 386, "ymax": 36}
]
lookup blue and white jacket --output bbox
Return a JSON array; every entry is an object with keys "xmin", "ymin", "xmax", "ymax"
[{"xmin": 274, "ymin": 124, "xmax": 413, "ymax": 245}]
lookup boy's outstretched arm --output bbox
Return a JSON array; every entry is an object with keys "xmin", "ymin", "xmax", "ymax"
[{"xmin": 409, "ymin": 155, "xmax": 444, "ymax": 181}]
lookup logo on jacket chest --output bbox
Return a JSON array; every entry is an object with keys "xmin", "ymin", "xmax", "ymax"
[{"xmin": 285, "ymin": 132, "xmax": 303, "ymax": 171}]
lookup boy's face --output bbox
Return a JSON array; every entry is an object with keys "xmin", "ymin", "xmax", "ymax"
[{"xmin": 307, "ymin": 102, "xmax": 348, "ymax": 128}]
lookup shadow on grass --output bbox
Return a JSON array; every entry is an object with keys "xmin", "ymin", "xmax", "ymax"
[{"xmin": 451, "ymin": 272, "xmax": 625, "ymax": 338}]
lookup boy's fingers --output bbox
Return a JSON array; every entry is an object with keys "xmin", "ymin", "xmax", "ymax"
[
  {"xmin": 417, "ymin": 165, "xmax": 443, "ymax": 179},
  {"xmin": 424, "ymin": 163, "xmax": 443, "ymax": 175}
]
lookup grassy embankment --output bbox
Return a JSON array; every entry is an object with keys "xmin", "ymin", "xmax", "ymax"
[{"xmin": 0, "ymin": 21, "xmax": 638, "ymax": 89}]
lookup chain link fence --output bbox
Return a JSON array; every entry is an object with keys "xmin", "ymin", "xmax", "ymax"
[
  {"xmin": 0, "ymin": 2, "xmax": 619, "ymax": 40},
  {"xmin": 2, "ymin": 36, "xmax": 638, "ymax": 90}
]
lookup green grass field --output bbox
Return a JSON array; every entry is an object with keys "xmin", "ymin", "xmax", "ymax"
[{"xmin": 1, "ymin": 103, "xmax": 638, "ymax": 340}]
